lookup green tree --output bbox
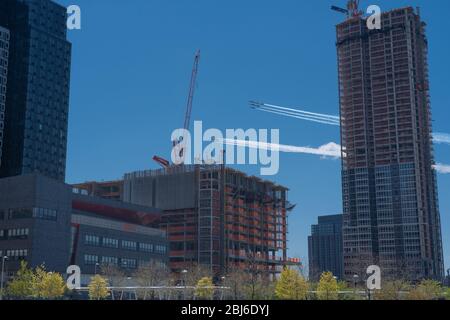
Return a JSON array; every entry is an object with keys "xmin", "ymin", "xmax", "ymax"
[
  {"xmin": 374, "ymin": 280, "xmax": 410, "ymax": 300},
  {"xmin": 407, "ymin": 280, "xmax": 442, "ymax": 300},
  {"xmin": 316, "ymin": 272, "xmax": 339, "ymax": 300},
  {"xmin": 6, "ymin": 261, "xmax": 34, "ymax": 299},
  {"xmin": 88, "ymin": 275, "xmax": 110, "ymax": 300},
  {"xmin": 31, "ymin": 266, "xmax": 66, "ymax": 299},
  {"xmin": 337, "ymin": 280, "xmax": 359, "ymax": 300},
  {"xmin": 444, "ymin": 287, "xmax": 450, "ymax": 300},
  {"xmin": 195, "ymin": 277, "xmax": 214, "ymax": 300},
  {"xmin": 275, "ymin": 268, "xmax": 308, "ymax": 300}
]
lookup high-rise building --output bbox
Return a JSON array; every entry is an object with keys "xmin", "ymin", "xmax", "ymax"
[
  {"xmin": 0, "ymin": 0, "xmax": 71, "ymax": 182},
  {"xmin": 308, "ymin": 214, "xmax": 343, "ymax": 281},
  {"xmin": 336, "ymin": 7, "xmax": 444, "ymax": 281},
  {"xmin": 0, "ymin": 26, "xmax": 9, "ymax": 169}
]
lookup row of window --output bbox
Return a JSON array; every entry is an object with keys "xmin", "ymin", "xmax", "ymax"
[
  {"xmin": 84, "ymin": 254, "xmax": 138, "ymax": 269},
  {"xmin": 84, "ymin": 234, "xmax": 166, "ymax": 254},
  {"xmin": 0, "ymin": 207, "xmax": 57, "ymax": 221},
  {"xmin": 0, "ymin": 228, "xmax": 30, "ymax": 240},
  {"xmin": 0, "ymin": 249, "xmax": 29, "ymax": 261}
]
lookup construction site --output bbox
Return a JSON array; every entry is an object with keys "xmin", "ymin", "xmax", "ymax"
[
  {"xmin": 121, "ymin": 164, "xmax": 292, "ymax": 276},
  {"xmin": 72, "ymin": 49, "xmax": 298, "ymax": 277}
]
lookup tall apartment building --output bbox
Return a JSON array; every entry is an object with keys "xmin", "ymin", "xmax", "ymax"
[
  {"xmin": 308, "ymin": 214, "xmax": 343, "ymax": 281},
  {"xmin": 123, "ymin": 165, "xmax": 290, "ymax": 276},
  {"xmin": 0, "ymin": 0, "xmax": 71, "ymax": 182},
  {"xmin": 0, "ymin": 27, "xmax": 8, "ymax": 169},
  {"xmin": 336, "ymin": 7, "xmax": 444, "ymax": 281}
]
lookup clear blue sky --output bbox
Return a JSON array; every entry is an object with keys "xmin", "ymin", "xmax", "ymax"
[{"xmin": 59, "ymin": 0, "xmax": 450, "ymax": 271}]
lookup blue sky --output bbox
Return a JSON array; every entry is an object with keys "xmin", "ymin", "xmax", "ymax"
[{"xmin": 60, "ymin": 0, "xmax": 450, "ymax": 270}]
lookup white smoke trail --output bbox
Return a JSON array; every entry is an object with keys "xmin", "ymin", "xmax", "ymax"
[
  {"xmin": 433, "ymin": 133, "xmax": 450, "ymax": 145},
  {"xmin": 256, "ymin": 107, "xmax": 340, "ymax": 126},
  {"xmin": 222, "ymin": 139, "xmax": 342, "ymax": 158},
  {"xmin": 433, "ymin": 163, "xmax": 450, "ymax": 174},
  {"xmin": 262, "ymin": 103, "xmax": 340, "ymax": 121},
  {"xmin": 255, "ymin": 105, "xmax": 450, "ymax": 148}
]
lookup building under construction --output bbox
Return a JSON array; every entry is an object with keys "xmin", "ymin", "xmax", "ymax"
[{"xmin": 122, "ymin": 165, "xmax": 291, "ymax": 276}]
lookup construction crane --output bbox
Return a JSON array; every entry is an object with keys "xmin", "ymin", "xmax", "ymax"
[
  {"xmin": 331, "ymin": 0, "xmax": 362, "ymax": 18},
  {"xmin": 152, "ymin": 50, "xmax": 201, "ymax": 168}
]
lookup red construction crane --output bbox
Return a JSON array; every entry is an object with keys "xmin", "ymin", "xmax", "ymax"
[
  {"xmin": 331, "ymin": 0, "xmax": 362, "ymax": 18},
  {"xmin": 153, "ymin": 50, "xmax": 201, "ymax": 168}
]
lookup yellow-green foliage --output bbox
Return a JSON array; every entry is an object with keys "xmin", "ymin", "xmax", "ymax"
[
  {"xmin": 275, "ymin": 268, "xmax": 308, "ymax": 300},
  {"xmin": 316, "ymin": 272, "xmax": 339, "ymax": 300},
  {"xmin": 88, "ymin": 275, "xmax": 110, "ymax": 300},
  {"xmin": 7, "ymin": 261, "xmax": 34, "ymax": 298},
  {"xmin": 195, "ymin": 277, "xmax": 214, "ymax": 300}
]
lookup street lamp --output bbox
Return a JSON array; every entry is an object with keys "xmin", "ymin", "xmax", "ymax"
[
  {"xmin": 1, "ymin": 256, "xmax": 8, "ymax": 301},
  {"xmin": 181, "ymin": 269, "xmax": 188, "ymax": 300},
  {"xmin": 94, "ymin": 263, "xmax": 100, "ymax": 275},
  {"xmin": 353, "ymin": 274, "xmax": 359, "ymax": 290}
]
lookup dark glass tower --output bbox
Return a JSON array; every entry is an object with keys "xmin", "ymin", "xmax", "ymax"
[
  {"xmin": 0, "ymin": 0, "xmax": 71, "ymax": 182},
  {"xmin": 308, "ymin": 214, "xmax": 343, "ymax": 281},
  {"xmin": 0, "ymin": 26, "xmax": 9, "ymax": 169},
  {"xmin": 336, "ymin": 7, "xmax": 444, "ymax": 281}
]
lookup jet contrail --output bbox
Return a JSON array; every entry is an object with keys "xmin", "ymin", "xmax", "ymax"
[
  {"xmin": 433, "ymin": 133, "xmax": 450, "ymax": 145},
  {"xmin": 256, "ymin": 106, "xmax": 340, "ymax": 126},
  {"xmin": 222, "ymin": 139, "xmax": 342, "ymax": 158},
  {"xmin": 251, "ymin": 102, "xmax": 450, "ymax": 146},
  {"xmin": 262, "ymin": 103, "xmax": 340, "ymax": 122},
  {"xmin": 433, "ymin": 163, "xmax": 450, "ymax": 174}
]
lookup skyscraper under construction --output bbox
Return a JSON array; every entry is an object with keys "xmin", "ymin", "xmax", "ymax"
[
  {"xmin": 122, "ymin": 165, "xmax": 291, "ymax": 276},
  {"xmin": 336, "ymin": 6, "xmax": 444, "ymax": 281}
]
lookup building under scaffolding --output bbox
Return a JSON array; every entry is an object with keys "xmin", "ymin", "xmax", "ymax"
[{"xmin": 122, "ymin": 165, "xmax": 292, "ymax": 276}]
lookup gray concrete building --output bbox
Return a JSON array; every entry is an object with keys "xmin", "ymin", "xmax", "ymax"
[{"xmin": 0, "ymin": 174, "xmax": 168, "ymax": 282}]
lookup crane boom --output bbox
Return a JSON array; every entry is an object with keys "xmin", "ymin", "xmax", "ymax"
[
  {"xmin": 183, "ymin": 50, "xmax": 201, "ymax": 131},
  {"xmin": 152, "ymin": 50, "xmax": 201, "ymax": 168}
]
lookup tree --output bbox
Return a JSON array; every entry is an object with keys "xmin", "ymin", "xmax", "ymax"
[
  {"xmin": 316, "ymin": 272, "xmax": 339, "ymax": 300},
  {"xmin": 275, "ymin": 268, "xmax": 308, "ymax": 300},
  {"xmin": 407, "ymin": 280, "xmax": 442, "ymax": 300},
  {"xmin": 223, "ymin": 267, "xmax": 248, "ymax": 300},
  {"xmin": 181, "ymin": 263, "xmax": 212, "ymax": 300},
  {"xmin": 32, "ymin": 266, "xmax": 66, "ymax": 299},
  {"xmin": 7, "ymin": 261, "xmax": 34, "ymax": 299},
  {"xmin": 374, "ymin": 280, "xmax": 410, "ymax": 300},
  {"xmin": 133, "ymin": 261, "xmax": 170, "ymax": 300},
  {"xmin": 195, "ymin": 277, "xmax": 214, "ymax": 300},
  {"xmin": 241, "ymin": 252, "xmax": 274, "ymax": 300},
  {"xmin": 88, "ymin": 275, "xmax": 110, "ymax": 300},
  {"xmin": 337, "ymin": 280, "xmax": 360, "ymax": 300}
]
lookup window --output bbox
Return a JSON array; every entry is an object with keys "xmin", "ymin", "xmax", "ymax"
[
  {"xmin": 7, "ymin": 228, "xmax": 29, "ymax": 240},
  {"xmin": 101, "ymin": 256, "xmax": 118, "ymax": 266},
  {"xmin": 139, "ymin": 243, "xmax": 153, "ymax": 253},
  {"xmin": 84, "ymin": 254, "xmax": 99, "ymax": 265},
  {"xmin": 102, "ymin": 237, "xmax": 119, "ymax": 249},
  {"xmin": 8, "ymin": 208, "xmax": 33, "ymax": 220},
  {"xmin": 121, "ymin": 240, "xmax": 137, "ymax": 251},
  {"xmin": 155, "ymin": 245, "xmax": 167, "ymax": 255},
  {"xmin": 121, "ymin": 258, "xmax": 137, "ymax": 269},
  {"xmin": 6, "ymin": 249, "xmax": 28, "ymax": 261},
  {"xmin": 32, "ymin": 207, "xmax": 57, "ymax": 221},
  {"xmin": 85, "ymin": 235, "xmax": 100, "ymax": 246}
]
